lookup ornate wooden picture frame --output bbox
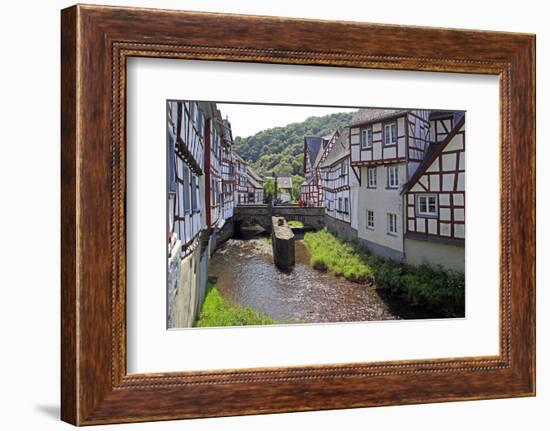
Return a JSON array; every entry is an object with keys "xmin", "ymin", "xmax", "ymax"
[{"xmin": 61, "ymin": 4, "xmax": 535, "ymax": 425}]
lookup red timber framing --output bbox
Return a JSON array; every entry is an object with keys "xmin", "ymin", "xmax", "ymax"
[
  {"xmin": 320, "ymin": 130, "xmax": 351, "ymax": 222},
  {"xmin": 404, "ymin": 116, "xmax": 466, "ymax": 242},
  {"xmin": 321, "ymin": 157, "xmax": 351, "ymax": 223},
  {"xmin": 302, "ymin": 132, "xmax": 339, "ymax": 206}
]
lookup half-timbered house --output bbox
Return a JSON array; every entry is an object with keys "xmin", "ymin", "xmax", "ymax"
[
  {"xmin": 320, "ymin": 129, "xmax": 352, "ymax": 222},
  {"xmin": 220, "ymin": 118, "xmax": 235, "ymax": 220},
  {"xmin": 349, "ymin": 109, "xmax": 431, "ymax": 261},
  {"xmin": 246, "ymin": 166, "xmax": 264, "ymax": 204},
  {"xmin": 204, "ymin": 107, "xmax": 224, "ymax": 230},
  {"xmin": 166, "ymin": 100, "xmax": 210, "ymax": 328},
  {"xmin": 300, "ymin": 132, "xmax": 339, "ymax": 206},
  {"xmin": 233, "ymin": 152, "xmax": 249, "ymax": 205},
  {"xmin": 402, "ymin": 113, "xmax": 465, "ymax": 271}
]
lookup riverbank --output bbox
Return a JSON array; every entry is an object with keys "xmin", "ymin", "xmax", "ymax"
[
  {"xmin": 304, "ymin": 229, "xmax": 465, "ymax": 317},
  {"xmin": 195, "ymin": 281, "xmax": 275, "ymax": 327},
  {"xmin": 205, "ymin": 237, "xmax": 431, "ymax": 324}
]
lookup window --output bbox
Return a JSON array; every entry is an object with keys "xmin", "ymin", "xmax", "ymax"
[
  {"xmin": 182, "ymin": 165, "xmax": 191, "ymax": 214},
  {"xmin": 387, "ymin": 165, "xmax": 399, "ymax": 188},
  {"xmin": 338, "ymin": 197, "xmax": 343, "ymax": 211},
  {"xmin": 168, "ymin": 134, "xmax": 177, "ymax": 194},
  {"xmin": 367, "ymin": 167, "xmax": 377, "ymax": 188},
  {"xmin": 211, "ymin": 179, "xmax": 219, "ymax": 206},
  {"xmin": 344, "ymin": 197, "xmax": 349, "ymax": 214},
  {"xmin": 417, "ymin": 194, "xmax": 438, "ymax": 216},
  {"xmin": 190, "ymin": 174, "xmax": 198, "ymax": 211},
  {"xmin": 367, "ymin": 210, "xmax": 375, "ymax": 229},
  {"xmin": 387, "ymin": 213, "xmax": 398, "ymax": 235},
  {"xmin": 361, "ymin": 127, "xmax": 373, "ymax": 149},
  {"xmin": 340, "ymin": 160, "xmax": 347, "ymax": 177},
  {"xmin": 384, "ymin": 121, "xmax": 397, "ymax": 146}
]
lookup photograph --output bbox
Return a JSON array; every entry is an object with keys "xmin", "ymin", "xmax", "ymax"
[{"xmin": 166, "ymin": 101, "xmax": 466, "ymax": 329}]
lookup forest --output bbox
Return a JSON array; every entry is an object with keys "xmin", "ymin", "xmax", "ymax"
[{"xmin": 233, "ymin": 111, "xmax": 355, "ymax": 178}]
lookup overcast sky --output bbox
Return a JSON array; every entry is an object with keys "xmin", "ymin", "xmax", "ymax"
[{"xmin": 216, "ymin": 103, "xmax": 357, "ymax": 139}]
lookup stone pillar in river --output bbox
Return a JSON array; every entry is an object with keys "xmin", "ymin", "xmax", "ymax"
[{"xmin": 271, "ymin": 216, "xmax": 295, "ymax": 270}]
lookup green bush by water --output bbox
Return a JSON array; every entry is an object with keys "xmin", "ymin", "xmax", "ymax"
[
  {"xmin": 195, "ymin": 282, "xmax": 276, "ymax": 327},
  {"xmin": 287, "ymin": 220, "xmax": 304, "ymax": 228},
  {"xmin": 304, "ymin": 229, "xmax": 464, "ymax": 317}
]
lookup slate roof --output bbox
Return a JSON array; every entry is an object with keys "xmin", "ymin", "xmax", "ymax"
[
  {"xmin": 312, "ymin": 130, "xmax": 338, "ymax": 168},
  {"xmin": 304, "ymin": 136, "xmax": 323, "ymax": 166},
  {"xmin": 247, "ymin": 166, "xmax": 264, "ymax": 184},
  {"xmin": 349, "ymin": 109, "xmax": 408, "ymax": 127},
  {"xmin": 429, "ymin": 110, "xmax": 465, "ymax": 124},
  {"xmin": 277, "ymin": 176, "xmax": 293, "ymax": 189},
  {"xmin": 247, "ymin": 175, "xmax": 263, "ymax": 189},
  {"xmin": 320, "ymin": 128, "xmax": 350, "ymax": 168},
  {"xmin": 232, "ymin": 151, "xmax": 247, "ymax": 164}
]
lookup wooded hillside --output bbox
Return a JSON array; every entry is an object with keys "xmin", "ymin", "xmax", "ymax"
[{"xmin": 233, "ymin": 111, "xmax": 355, "ymax": 176}]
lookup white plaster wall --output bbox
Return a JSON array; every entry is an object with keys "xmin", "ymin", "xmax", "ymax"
[{"xmin": 356, "ymin": 163, "xmax": 407, "ymax": 253}]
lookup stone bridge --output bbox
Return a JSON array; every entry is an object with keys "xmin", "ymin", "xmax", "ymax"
[{"xmin": 233, "ymin": 205, "xmax": 325, "ymax": 232}]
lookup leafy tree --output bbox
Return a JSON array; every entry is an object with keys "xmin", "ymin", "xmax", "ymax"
[
  {"xmin": 291, "ymin": 175, "xmax": 304, "ymax": 202},
  {"xmin": 263, "ymin": 178, "xmax": 277, "ymax": 202}
]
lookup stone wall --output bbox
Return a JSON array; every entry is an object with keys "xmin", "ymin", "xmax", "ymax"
[
  {"xmin": 168, "ymin": 241, "xmax": 210, "ymax": 328},
  {"xmin": 234, "ymin": 205, "xmax": 325, "ymax": 231},
  {"xmin": 325, "ymin": 213, "xmax": 405, "ymax": 262},
  {"xmin": 324, "ymin": 215, "xmax": 358, "ymax": 243},
  {"xmin": 404, "ymin": 236, "xmax": 465, "ymax": 272}
]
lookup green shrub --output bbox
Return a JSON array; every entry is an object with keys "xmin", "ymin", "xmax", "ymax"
[{"xmin": 304, "ymin": 229, "xmax": 465, "ymax": 317}]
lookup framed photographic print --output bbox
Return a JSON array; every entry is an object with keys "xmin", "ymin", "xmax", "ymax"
[{"xmin": 61, "ymin": 4, "xmax": 536, "ymax": 425}]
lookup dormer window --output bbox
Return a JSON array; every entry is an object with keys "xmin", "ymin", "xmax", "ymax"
[{"xmin": 384, "ymin": 121, "xmax": 397, "ymax": 146}]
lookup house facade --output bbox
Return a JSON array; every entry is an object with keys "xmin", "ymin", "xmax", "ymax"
[
  {"xmin": 246, "ymin": 166, "xmax": 264, "ymax": 204},
  {"xmin": 220, "ymin": 118, "xmax": 235, "ymax": 220},
  {"xmin": 348, "ymin": 109, "xmax": 432, "ymax": 261},
  {"xmin": 233, "ymin": 152, "xmax": 249, "ymax": 205},
  {"xmin": 167, "ymin": 101, "xmax": 249, "ymax": 328},
  {"xmin": 319, "ymin": 128, "xmax": 359, "ymax": 241},
  {"xmin": 307, "ymin": 108, "xmax": 465, "ymax": 272},
  {"xmin": 402, "ymin": 113, "xmax": 465, "ymax": 271},
  {"xmin": 300, "ymin": 132, "xmax": 339, "ymax": 206},
  {"xmin": 166, "ymin": 100, "xmax": 210, "ymax": 328}
]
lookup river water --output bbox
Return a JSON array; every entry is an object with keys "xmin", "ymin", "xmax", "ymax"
[{"xmin": 208, "ymin": 236, "xmax": 432, "ymax": 324}]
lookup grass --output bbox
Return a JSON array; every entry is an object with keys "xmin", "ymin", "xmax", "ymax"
[
  {"xmin": 303, "ymin": 228, "xmax": 373, "ymax": 281},
  {"xmin": 304, "ymin": 229, "xmax": 465, "ymax": 317},
  {"xmin": 287, "ymin": 220, "xmax": 304, "ymax": 228},
  {"xmin": 195, "ymin": 282, "xmax": 276, "ymax": 327}
]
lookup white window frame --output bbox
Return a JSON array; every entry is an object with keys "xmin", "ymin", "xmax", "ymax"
[
  {"xmin": 384, "ymin": 121, "xmax": 398, "ymax": 146},
  {"xmin": 367, "ymin": 209, "xmax": 375, "ymax": 229},
  {"xmin": 387, "ymin": 213, "xmax": 398, "ymax": 235},
  {"xmin": 416, "ymin": 194, "xmax": 439, "ymax": 217},
  {"xmin": 387, "ymin": 165, "xmax": 399, "ymax": 188},
  {"xmin": 367, "ymin": 167, "xmax": 377, "ymax": 188},
  {"xmin": 338, "ymin": 197, "xmax": 343, "ymax": 212},
  {"xmin": 344, "ymin": 197, "xmax": 349, "ymax": 214},
  {"xmin": 361, "ymin": 127, "xmax": 373, "ymax": 149}
]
